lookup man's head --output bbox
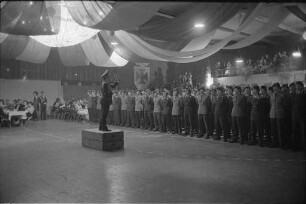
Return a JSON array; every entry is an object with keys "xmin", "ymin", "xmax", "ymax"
[
  {"xmin": 252, "ymin": 85, "xmax": 260, "ymax": 96},
  {"xmin": 234, "ymin": 86, "xmax": 241, "ymax": 95},
  {"xmin": 40, "ymin": 91, "xmax": 44, "ymax": 96},
  {"xmin": 272, "ymin": 83, "xmax": 281, "ymax": 92},
  {"xmin": 216, "ymin": 87, "xmax": 223, "ymax": 96},
  {"xmin": 296, "ymin": 81, "xmax": 304, "ymax": 93},
  {"xmin": 260, "ymin": 86, "xmax": 267, "ymax": 95},
  {"xmin": 281, "ymin": 84, "xmax": 289, "ymax": 93},
  {"xmin": 33, "ymin": 91, "xmax": 38, "ymax": 96},
  {"xmin": 289, "ymin": 83, "xmax": 296, "ymax": 93}
]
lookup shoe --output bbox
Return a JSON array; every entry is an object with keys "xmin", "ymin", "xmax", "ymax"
[{"xmin": 229, "ymin": 139, "xmax": 237, "ymax": 143}]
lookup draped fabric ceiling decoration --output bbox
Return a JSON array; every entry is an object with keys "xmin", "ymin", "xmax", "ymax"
[{"xmin": 1, "ymin": 1, "xmax": 305, "ymax": 67}]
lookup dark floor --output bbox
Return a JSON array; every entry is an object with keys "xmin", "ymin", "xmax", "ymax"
[{"xmin": 0, "ymin": 119, "xmax": 305, "ymax": 203}]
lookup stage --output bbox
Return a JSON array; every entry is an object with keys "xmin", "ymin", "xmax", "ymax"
[{"xmin": 0, "ymin": 119, "xmax": 305, "ymax": 203}]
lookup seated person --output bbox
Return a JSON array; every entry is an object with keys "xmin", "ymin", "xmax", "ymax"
[{"xmin": 26, "ymin": 102, "xmax": 35, "ymax": 120}]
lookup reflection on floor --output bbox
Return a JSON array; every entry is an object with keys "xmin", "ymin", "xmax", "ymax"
[{"xmin": 0, "ymin": 119, "xmax": 305, "ymax": 203}]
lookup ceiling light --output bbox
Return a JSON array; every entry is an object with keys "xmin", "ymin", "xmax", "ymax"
[
  {"xmin": 40, "ymin": 16, "xmax": 43, "ymax": 20},
  {"xmin": 29, "ymin": 1, "xmax": 33, "ymax": 5},
  {"xmin": 236, "ymin": 58, "xmax": 244, "ymax": 63},
  {"xmin": 111, "ymin": 42, "xmax": 118, "ymax": 45},
  {"xmin": 194, "ymin": 23, "xmax": 205, "ymax": 28},
  {"xmin": 292, "ymin": 51, "xmax": 301, "ymax": 57},
  {"xmin": 22, "ymin": 21, "xmax": 25, "ymax": 24}
]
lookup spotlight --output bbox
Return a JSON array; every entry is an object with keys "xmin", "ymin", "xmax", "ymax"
[
  {"xmin": 292, "ymin": 51, "xmax": 301, "ymax": 57},
  {"xmin": 111, "ymin": 42, "xmax": 118, "ymax": 45},
  {"xmin": 236, "ymin": 58, "xmax": 244, "ymax": 63},
  {"xmin": 194, "ymin": 23, "xmax": 205, "ymax": 28}
]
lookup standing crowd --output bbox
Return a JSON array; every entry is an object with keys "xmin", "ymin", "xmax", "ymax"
[{"xmin": 86, "ymin": 81, "xmax": 306, "ymax": 152}]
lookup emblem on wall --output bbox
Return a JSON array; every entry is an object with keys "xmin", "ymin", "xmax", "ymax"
[{"xmin": 134, "ymin": 63, "xmax": 150, "ymax": 90}]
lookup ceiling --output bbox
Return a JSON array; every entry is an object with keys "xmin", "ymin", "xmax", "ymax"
[{"xmin": 1, "ymin": 1, "xmax": 305, "ymax": 66}]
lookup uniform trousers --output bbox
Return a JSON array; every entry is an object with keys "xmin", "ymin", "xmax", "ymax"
[
  {"xmin": 270, "ymin": 118, "xmax": 285, "ymax": 148},
  {"xmin": 172, "ymin": 115, "xmax": 182, "ymax": 134},
  {"xmin": 88, "ymin": 107, "xmax": 93, "ymax": 122},
  {"xmin": 120, "ymin": 110, "xmax": 127, "ymax": 126},
  {"xmin": 113, "ymin": 109, "xmax": 121, "ymax": 125},
  {"xmin": 199, "ymin": 114, "xmax": 212, "ymax": 137},
  {"xmin": 250, "ymin": 119, "xmax": 263, "ymax": 145},
  {"xmin": 231, "ymin": 116, "xmax": 246, "ymax": 142},
  {"xmin": 153, "ymin": 112, "xmax": 162, "ymax": 131},
  {"xmin": 144, "ymin": 111, "xmax": 154, "ymax": 130},
  {"xmin": 126, "ymin": 111, "xmax": 135, "ymax": 127},
  {"xmin": 40, "ymin": 104, "xmax": 47, "ymax": 120},
  {"xmin": 135, "ymin": 111, "xmax": 143, "ymax": 128},
  {"xmin": 184, "ymin": 110, "xmax": 194, "ymax": 136},
  {"xmin": 161, "ymin": 113, "xmax": 171, "ymax": 132},
  {"xmin": 99, "ymin": 104, "xmax": 109, "ymax": 130},
  {"xmin": 214, "ymin": 114, "xmax": 230, "ymax": 141}
]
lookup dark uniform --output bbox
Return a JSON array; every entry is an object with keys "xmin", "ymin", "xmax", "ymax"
[
  {"xmin": 183, "ymin": 94, "xmax": 197, "ymax": 136},
  {"xmin": 231, "ymin": 94, "xmax": 247, "ymax": 143},
  {"xmin": 172, "ymin": 95, "xmax": 183, "ymax": 134},
  {"xmin": 214, "ymin": 94, "xmax": 230, "ymax": 141},
  {"xmin": 250, "ymin": 95, "xmax": 265, "ymax": 146},
  {"xmin": 99, "ymin": 79, "xmax": 118, "ymax": 131},
  {"xmin": 160, "ymin": 95, "xmax": 172, "ymax": 133},
  {"xmin": 39, "ymin": 94, "xmax": 47, "ymax": 120},
  {"xmin": 143, "ymin": 94, "xmax": 154, "ymax": 130},
  {"xmin": 197, "ymin": 94, "xmax": 212, "ymax": 138}
]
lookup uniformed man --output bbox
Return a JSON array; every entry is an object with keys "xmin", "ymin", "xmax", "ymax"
[
  {"xmin": 120, "ymin": 90, "xmax": 128, "ymax": 126},
  {"xmin": 39, "ymin": 91, "xmax": 47, "ymax": 120},
  {"xmin": 250, "ymin": 85, "xmax": 264, "ymax": 146},
  {"xmin": 269, "ymin": 83, "xmax": 285, "ymax": 148},
  {"xmin": 182, "ymin": 89, "xmax": 197, "ymax": 137},
  {"xmin": 143, "ymin": 90, "xmax": 154, "ymax": 130},
  {"xmin": 135, "ymin": 90, "xmax": 143, "ymax": 128},
  {"xmin": 126, "ymin": 90, "xmax": 136, "ymax": 128},
  {"xmin": 160, "ymin": 89, "xmax": 172, "ymax": 133},
  {"xmin": 230, "ymin": 86, "xmax": 247, "ymax": 144},
  {"xmin": 172, "ymin": 88, "xmax": 183, "ymax": 135},
  {"xmin": 153, "ymin": 90, "xmax": 162, "ymax": 132},
  {"xmin": 214, "ymin": 87, "xmax": 230, "ymax": 142},
  {"xmin": 99, "ymin": 70, "xmax": 119, "ymax": 131},
  {"xmin": 260, "ymin": 86, "xmax": 271, "ymax": 147}
]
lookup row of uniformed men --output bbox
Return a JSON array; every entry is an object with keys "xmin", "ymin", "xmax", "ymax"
[{"xmin": 87, "ymin": 81, "xmax": 306, "ymax": 151}]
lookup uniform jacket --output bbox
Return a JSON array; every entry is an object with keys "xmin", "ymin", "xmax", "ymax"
[
  {"xmin": 87, "ymin": 95, "xmax": 92, "ymax": 108},
  {"xmin": 197, "ymin": 94, "xmax": 212, "ymax": 114},
  {"xmin": 250, "ymin": 96, "xmax": 265, "ymax": 121},
  {"xmin": 126, "ymin": 96, "xmax": 135, "ymax": 111},
  {"xmin": 143, "ymin": 95, "xmax": 154, "ymax": 112},
  {"xmin": 160, "ymin": 96, "xmax": 172, "ymax": 115},
  {"xmin": 269, "ymin": 92, "xmax": 285, "ymax": 119},
  {"xmin": 183, "ymin": 95, "xmax": 197, "ymax": 114},
  {"xmin": 101, "ymin": 81, "xmax": 118, "ymax": 106},
  {"xmin": 231, "ymin": 94, "xmax": 247, "ymax": 117},
  {"xmin": 214, "ymin": 95, "xmax": 229, "ymax": 116},
  {"xmin": 260, "ymin": 94, "xmax": 270, "ymax": 117},
  {"xmin": 172, "ymin": 95, "xmax": 182, "ymax": 115},
  {"xmin": 112, "ymin": 95, "xmax": 121, "ymax": 111},
  {"xmin": 135, "ymin": 95, "xmax": 143, "ymax": 112},
  {"xmin": 120, "ymin": 94, "xmax": 128, "ymax": 110},
  {"xmin": 153, "ymin": 96, "xmax": 162, "ymax": 113}
]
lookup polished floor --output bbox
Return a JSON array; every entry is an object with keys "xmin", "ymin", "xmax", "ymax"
[{"xmin": 0, "ymin": 119, "xmax": 305, "ymax": 203}]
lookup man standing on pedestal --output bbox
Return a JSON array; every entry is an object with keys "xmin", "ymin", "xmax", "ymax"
[{"xmin": 99, "ymin": 70, "xmax": 119, "ymax": 131}]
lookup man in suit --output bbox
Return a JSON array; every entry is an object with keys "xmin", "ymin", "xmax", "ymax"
[{"xmin": 99, "ymin": 70, "xmax": 119, "ymax": 131}]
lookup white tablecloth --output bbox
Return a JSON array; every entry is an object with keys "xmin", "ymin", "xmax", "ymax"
[{"xmin": 7, "ymin": 111, "xmax": 28, "ymax": 121}]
